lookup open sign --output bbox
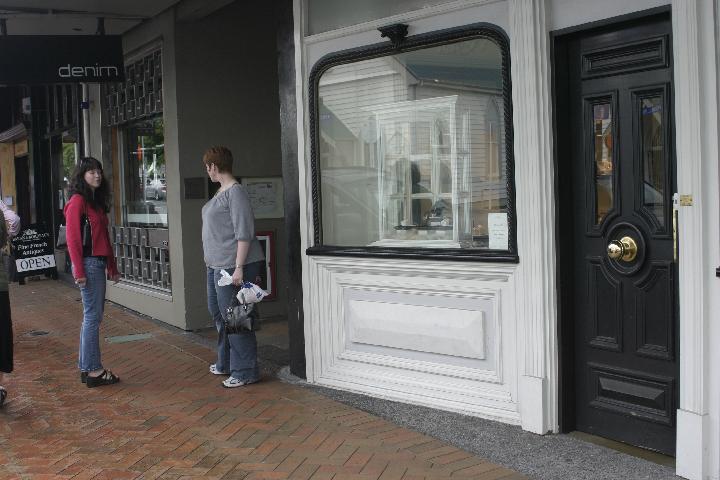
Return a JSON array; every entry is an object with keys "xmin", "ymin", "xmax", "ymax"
[
  {"xmin": 11, "ymin": 224, "xmax": 57, "ymax": 275},
  {"xmin": 16, "ymin": 255, "xmax": 56, "ymax": 272}
]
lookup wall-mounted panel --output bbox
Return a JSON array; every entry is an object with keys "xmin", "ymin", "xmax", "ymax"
[
  {"xmin": 346, "ymin": 297, "xmax": 486, "ymax": 360},
  {"xmin": 305, "ymin": 256, "xmax": 518, "ymax": 423}
]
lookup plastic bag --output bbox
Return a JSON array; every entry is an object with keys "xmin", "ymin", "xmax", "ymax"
[
  {"xmin": 237, "ymin": 281, "xmax": 268, "ymax": 304},
  {"xmin": 218, "ymin": 269, "xmax": 234, "ymax": 286},
  {"xmin": 217, "ymin": 270, "xmax": 268, "ymax": 304}
]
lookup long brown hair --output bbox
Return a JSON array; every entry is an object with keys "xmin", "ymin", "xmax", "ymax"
[{"xmin": 68, "ymin": 157, "xmax": 110, "ymax": 212}]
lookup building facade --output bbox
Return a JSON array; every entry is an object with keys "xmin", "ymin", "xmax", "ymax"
[
  {"xmin": 292, "ymin": 1, "xmax": 720, "ymax": 479},
  {"xmin": 1, "ymin": 1, "xmax": 718, "ymax": 479}
]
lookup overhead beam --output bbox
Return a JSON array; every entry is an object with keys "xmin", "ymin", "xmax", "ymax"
[{"xmin": 0, "ymin": 5, "xmax": 149, "ymax": 20}]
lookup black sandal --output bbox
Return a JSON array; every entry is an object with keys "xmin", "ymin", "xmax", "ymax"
[
  {"xmin": 86, "ymin": 370, "xmax": 120, "ymax": 388},
  {"xmin": 0, "ymin": 387, "xmax": 6, "ymax": 407}
]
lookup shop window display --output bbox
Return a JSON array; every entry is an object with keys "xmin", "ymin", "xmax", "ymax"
[{"xmin": 312, "ymin": 29, "xmax": 515, "ymax": 256}]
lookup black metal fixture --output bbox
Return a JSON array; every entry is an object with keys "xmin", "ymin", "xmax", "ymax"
[
  {"xmin": 0, "ymin": 18, "xmax": 7, "ymax": 36},
  {"xmin": 96, "ymin": 17, "xmax": 105, "ymax": 35},
  {"xmin": 378, "ymin": 23, "xmax": 409, "ymax": 49}
]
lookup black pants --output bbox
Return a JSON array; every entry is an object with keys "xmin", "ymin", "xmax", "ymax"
[{"xmin": 0, "ymin": 291, "xmax": 12, "ymax": 374}]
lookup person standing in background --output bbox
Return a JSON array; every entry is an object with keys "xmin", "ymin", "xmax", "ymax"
[
  {"xmin": 64, "ymin": 157, "xmax": 121, "ymax": 388},
  {"xmin": 0, "ymin": 198, "xmax": 20, "ymax": 406},
  {"xmin": 201, "ymin": 146, "xmax": 265, "ymax": 388}
]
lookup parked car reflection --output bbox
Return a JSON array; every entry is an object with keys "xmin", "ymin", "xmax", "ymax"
[{"xmin": 145, "ymin": 179, "xmax": 166, "ymax": 200}]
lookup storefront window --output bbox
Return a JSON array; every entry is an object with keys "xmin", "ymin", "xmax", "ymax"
[
  {"xmin": 122, "ymin": 116, "xmax": 167, "ymax": 227},
  {"xmin": 310, "ymin": 27, "xmax": 515, "ymax": 258}
]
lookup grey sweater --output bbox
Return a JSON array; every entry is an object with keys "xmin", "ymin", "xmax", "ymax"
[{"xmin": 201, "ymin": 184, "xmax": 264, "ymax": 269}]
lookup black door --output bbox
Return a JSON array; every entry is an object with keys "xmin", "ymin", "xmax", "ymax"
[{"xmin": 556, "ymin": 12, "xmax": 678, "ymax": 455}]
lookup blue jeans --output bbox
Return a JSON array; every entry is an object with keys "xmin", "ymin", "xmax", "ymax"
[
  {"xmin": 77, "ymin": 257, "xmax": 107, "ymax": 372},
  {"xmin": 207, "ymin": 261, "xmax": 263, "ymax": 382}
]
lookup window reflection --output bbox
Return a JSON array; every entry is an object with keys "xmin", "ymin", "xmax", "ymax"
[
  {"xmin": 593, "ymin": 102, "xmax": 614, "ymax": 225},
  {"xmin": 318, "ymin": 37, "xmax": 509, "ymax": 250},
  {"xmin": 641, "ymin": 95, "xmax": 665, "ymax": 226},
  {"xmin": 123, "ymin": 116, "xmax": 167, "ymax": 227},
  {"xmin": 60, "ymin": 135, "xmax": 79, "ymax": 209}
]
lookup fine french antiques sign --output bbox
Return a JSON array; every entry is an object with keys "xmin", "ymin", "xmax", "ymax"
[
  {"xmin": 11, "ymin": 224, "xmax": 57, "ymax": 273},
  {"xmin": 0, "ymin": 35, "xmax": 124, "ymax": 84}
]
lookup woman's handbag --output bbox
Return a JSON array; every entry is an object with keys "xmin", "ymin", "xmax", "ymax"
[
  {"xmin": 57, "ymin": 208, "xmax": 91, "ymax": 251},
  {"xmin": 224, "ymin": 291, "xmax": 261, "ymax": 333},
  {"xmin": 56, "ymin": 224, "xmax": 67, "ymax": 248}
]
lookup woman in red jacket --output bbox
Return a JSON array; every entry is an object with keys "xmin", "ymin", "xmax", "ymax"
[{"xmin": 64, "ymin": 157, "xmax": 121, "ymax": 388}]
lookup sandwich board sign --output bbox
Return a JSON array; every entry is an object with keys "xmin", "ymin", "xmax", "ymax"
[{"xmin": 11, "ymin": 224, "xmax": 56, "ymax": 273}]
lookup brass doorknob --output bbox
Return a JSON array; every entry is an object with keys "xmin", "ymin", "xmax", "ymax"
[{"xmin": 607, "ymin": 236, "xmax": 638, "ymax": 262}]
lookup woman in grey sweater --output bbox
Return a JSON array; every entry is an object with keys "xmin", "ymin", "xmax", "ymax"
[{"xmin": 201, "ymin": 146, "xmax": 265, "ymax": 388}]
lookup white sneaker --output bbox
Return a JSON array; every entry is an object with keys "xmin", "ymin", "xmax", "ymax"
[
  {"xmin": 222, "ymin": 377, "xmax": 258, "ymax": 388},
  {"xmin": 209, "ymin": 364, "xmax": 229, "ymax": 375}
]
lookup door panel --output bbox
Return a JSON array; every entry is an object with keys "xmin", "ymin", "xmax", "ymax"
[
  {"xmin": 635, "ymin": 262, "xmax": 675, "ymax": 360},
  {"xmin": 587, "ymin": 258, "xmax": 622, "ymax": 351},
  {"xmin": 557, "ymin": 12, "xmax": 678, "ymax": 455}
]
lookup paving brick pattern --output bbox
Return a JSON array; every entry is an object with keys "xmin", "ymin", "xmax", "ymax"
[{"xmin": 0, "ymin": 279, "xmax": 526, "ymax": 480}]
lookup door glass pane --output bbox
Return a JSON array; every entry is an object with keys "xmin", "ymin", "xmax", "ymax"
[
  {"xmin": 593, "ymin": 102, "xmax": 614, "ymax": 225},
  {"xmin": 640, "ymin": 95, "xmax": 665, "ymax": 226}
]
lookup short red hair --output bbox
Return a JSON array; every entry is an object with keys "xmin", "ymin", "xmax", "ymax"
[{"xmin": 202, "ymin": 146, "xmax": 233, "ymax": 173}]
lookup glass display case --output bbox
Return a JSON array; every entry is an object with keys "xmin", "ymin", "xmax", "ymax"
[{"xmin": 370, "ymin": 96, "xmax": 470, "ymax": 248}]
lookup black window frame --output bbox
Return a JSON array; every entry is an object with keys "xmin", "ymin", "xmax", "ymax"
[{"xmin": 307, "ymin": 23, "xmax": 518, "ymax": 262}]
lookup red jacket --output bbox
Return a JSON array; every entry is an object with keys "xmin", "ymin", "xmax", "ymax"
[{"xmin": 63, "ymin": 194, "xmax": 118, "ymax": 280}]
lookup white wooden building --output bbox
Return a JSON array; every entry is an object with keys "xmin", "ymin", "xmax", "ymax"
[{"xmin": 292, "ymin": 1, "xmax": 720, "ymax": 479}]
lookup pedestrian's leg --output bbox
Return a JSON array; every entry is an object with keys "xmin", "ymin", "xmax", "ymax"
[
  {"xmin": 0, "ymin": 290, "xmax": 13, "ymax": 375},
  {"xmin": 207, "ymin": 267, "xmax": 229, "ymax": 373},
  {"xmin": 225, "ymin": 262, "xmax": 262, "ymax": 383},
  {"xmin": 0, "ymin": 291, "xmax": 11, "ymax": 406},
  {"xmin": 78, "ymin": 258, "xmax": 105, "ymax": 373}
]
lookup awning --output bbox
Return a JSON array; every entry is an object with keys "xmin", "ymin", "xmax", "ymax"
[
  {"xmin": 0, "ymin": 35, "xmax": 124, "ymax": 84},
  {"xmin": 0, "ymin": 123, "xmax": 27, "ymax": 143}
]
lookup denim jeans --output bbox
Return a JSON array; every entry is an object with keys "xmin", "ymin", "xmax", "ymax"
[
  {"xmin": 207, "ymin": 261, "xmax": 263, "ymax": 382},
  {"xmin": 78, "ymin": 257, "xmax": 106, "ymax": 372}
]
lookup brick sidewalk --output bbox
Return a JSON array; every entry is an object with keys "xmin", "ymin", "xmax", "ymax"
[{"xmin": 0, "ymin": 278, "xmax": 525, "ymax": 480}]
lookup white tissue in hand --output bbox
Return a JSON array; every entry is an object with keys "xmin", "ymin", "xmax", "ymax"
[
  {"xmin": 217, "ymin": 269, "xmax": 234, "ymax": 286},
  {"xmin": 236, "ymin": 281, "xmax": 268, "ymax": 304}
]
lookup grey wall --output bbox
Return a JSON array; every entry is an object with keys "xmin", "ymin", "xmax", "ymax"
[{"xmin": 175, "ymin": 0, "xmax": 287, "ymax": 326}]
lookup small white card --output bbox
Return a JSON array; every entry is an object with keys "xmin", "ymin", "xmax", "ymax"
[{"xmin": 488, "ymin": 213, "xmax": 509, "ymax": 250}]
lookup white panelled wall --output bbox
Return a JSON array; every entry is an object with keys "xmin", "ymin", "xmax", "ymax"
[
  {"xmin": 671, "ymin": 1, "xmax": 718, "ymax": 479},
  {"xmin": 294, "ymin": 1, "xmax": 720, "ymax": 479},
  {"xmin": 508, "ymin": 0, "xmax": 558, "ymax": 435}
]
